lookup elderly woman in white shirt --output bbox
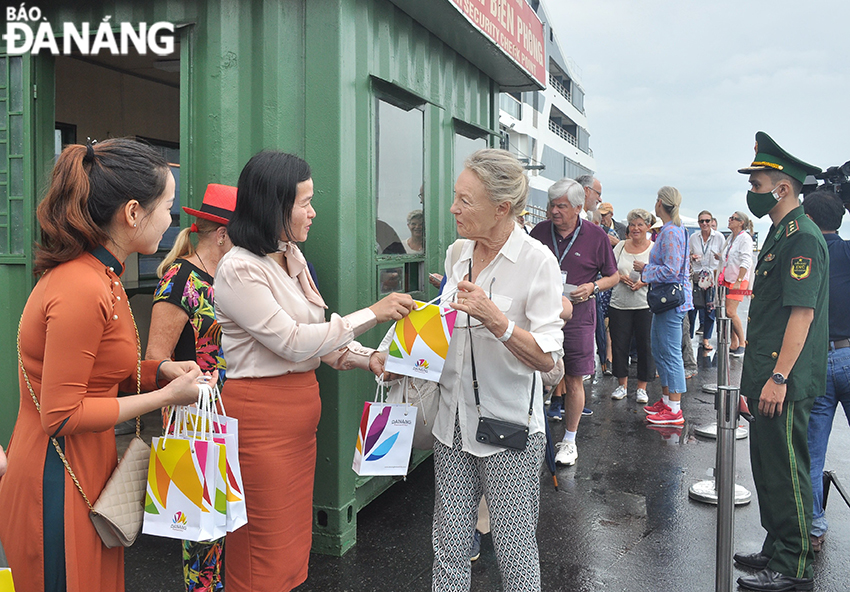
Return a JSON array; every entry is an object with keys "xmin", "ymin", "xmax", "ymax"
[
  {"xmin": 431, "ymin": 149, "xmax": 564, "ymax": 592},
  {"xmin": 214, "ymin": 151, "xmax": 414, "ymax": 592},
  {"xmin": 717, "ymin": 210, "xmax": 754, "ymax": 356}
]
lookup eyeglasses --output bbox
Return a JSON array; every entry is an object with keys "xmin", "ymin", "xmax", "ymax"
[
  {"xmin": 588, "ymin": 187, "xmax": 602, "ymax": 197},
  {"xmin": 698, "ymin": 219, "xmax": 711, "ymax": 224},
  {"xmin": 729, "ymin": 216, "xmax": 742, "ymax": 222}
]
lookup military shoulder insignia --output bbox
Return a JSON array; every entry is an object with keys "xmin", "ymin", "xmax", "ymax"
[
  {"xmin": 764, "ymin": 253, "xmax": 775, "ymax": 262},
  {"xmin": 786, "ymin": 220, "xmax": 799, "ymax": 236},
  {"xmin": 790, "ymin": 256, "xmax": 811, "ymax": 281}
]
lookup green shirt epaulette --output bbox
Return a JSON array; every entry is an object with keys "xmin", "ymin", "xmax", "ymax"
[{"xmin": 786, "ymin": 219, "xmax": 799, "ymax": 237}]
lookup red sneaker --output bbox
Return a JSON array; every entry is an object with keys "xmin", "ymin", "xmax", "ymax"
[
  {"xmin": 646, "ymin": 409, "xmax": 684, "ymax": 425},
  {"xmin": 643, "ymin": 400, "xmax": 671, "ymax": 414}
]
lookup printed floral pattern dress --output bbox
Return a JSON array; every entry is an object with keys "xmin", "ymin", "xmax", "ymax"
[{"xmin": 153, "ymin": 260, "xmax": 226, "ymax": 592}]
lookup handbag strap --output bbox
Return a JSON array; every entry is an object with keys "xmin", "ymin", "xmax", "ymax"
[
  {"xmin": 466, "ymin": 260, "xmax": 535, "ymax": 424},
  {"xmin": 17, "ymin": 292, "xmax": 143, "ymax": 511}
]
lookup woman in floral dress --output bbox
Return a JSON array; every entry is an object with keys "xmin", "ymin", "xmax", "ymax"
[{"xmin": 145, "ymin": 183, "xmax": 237, "ymax": 592}]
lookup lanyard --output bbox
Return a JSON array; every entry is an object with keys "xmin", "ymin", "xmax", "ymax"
[
  {"xmin": 699, "ymin": 233, "xmax": 712, "ymax": 257},
  {"xmin": 724, "ymin": 231, "xmax": 744, "ymax": 268},
  {"xmin": 550, "ymin": 219, "xmax": 582, "ymax": 267}
]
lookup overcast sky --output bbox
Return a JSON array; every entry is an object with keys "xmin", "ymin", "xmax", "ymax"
[{"xmin": 544, "ymin": 0, "xmax": 850, "ymax": 238}]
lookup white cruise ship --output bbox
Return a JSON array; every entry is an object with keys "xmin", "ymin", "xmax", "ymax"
[{"xmin": 499, "ymin": 0, "xmax": 595, "ymax": 223}]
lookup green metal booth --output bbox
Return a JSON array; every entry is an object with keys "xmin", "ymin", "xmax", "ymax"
[{"xmin": 0, "ymin": 0, "xmax": 545, "ymax": 554}]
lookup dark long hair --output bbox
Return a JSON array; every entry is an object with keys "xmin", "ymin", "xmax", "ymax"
[
  {"xmin": 34, "ymin": 138, "xmax": 169, "ymax": 273},
  {"xmin": 228, "ymin": 151, "xmax": 312, "ymax": 256}
]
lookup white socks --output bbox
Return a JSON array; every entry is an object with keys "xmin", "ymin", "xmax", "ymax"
[{"xmin": 562, "ymin": 430, "xmax": 577, "ymax": 443}]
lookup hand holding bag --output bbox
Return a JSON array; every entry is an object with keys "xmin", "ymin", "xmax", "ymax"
[{"xmin": 17, "ymin": 309, "xmax": 150, "ymax": 549}]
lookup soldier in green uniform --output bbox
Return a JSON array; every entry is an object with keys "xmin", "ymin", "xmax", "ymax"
[{"xmin": 732, "ymin": 132, "xmax": 828, "ymax": 592}]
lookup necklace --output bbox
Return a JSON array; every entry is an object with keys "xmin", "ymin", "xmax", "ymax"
[{"xmin": 195, "ymin": 251, "xmax": 210, "ymax": 275}]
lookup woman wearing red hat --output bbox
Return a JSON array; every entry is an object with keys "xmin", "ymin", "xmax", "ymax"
[{"xmin": 145, "ymin": 183, "xmax": 237, "ymax": 592}]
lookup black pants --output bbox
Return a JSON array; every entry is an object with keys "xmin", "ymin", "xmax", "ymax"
[{"xmin": 609, "ymin": 307, "xmax": 655, "ymax": 382}]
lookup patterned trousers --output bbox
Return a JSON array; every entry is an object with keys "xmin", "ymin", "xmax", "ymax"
[{"xmin": 432, "ymin": 418, "xmax": 545, "ymax": 592}]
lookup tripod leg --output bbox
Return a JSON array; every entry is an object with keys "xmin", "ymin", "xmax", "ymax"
[
  {"xmin": 826, "ymin": 470, "xmax": 850, "ymax": 509},
  {"xmin": 822, "ymin": 471, "xmax": 830, "ymax": 511}
]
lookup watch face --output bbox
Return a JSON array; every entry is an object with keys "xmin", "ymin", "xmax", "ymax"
[{"xmin": 772, "ymin": 373, "xmax": 785, "ymax": 385}]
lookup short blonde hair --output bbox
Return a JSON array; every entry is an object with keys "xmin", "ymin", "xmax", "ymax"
[
  {"xmin": 627, "ymin": 208, "xmax": 653, "ymax": 226},
  {"xmin": 464, "ymin": 149, "xmax": 528, "ymax": 218}
]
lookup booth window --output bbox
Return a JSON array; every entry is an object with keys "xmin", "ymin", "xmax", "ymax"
[
  {"xmin": 454, "ymin": 132, "xmax": 488, "ymax": 178},
  {"xmin": 375, "ymin": 97, "xmax": 424, "ymax": 296}
]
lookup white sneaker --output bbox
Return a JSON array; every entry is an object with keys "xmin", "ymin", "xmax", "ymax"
[
  {"xmin": 611, "ymin": 385, "xmax": 627, "ymax": 400},
  {"xmin": 555, "ymin": 441, "xmax": 578, "ymax": 466},
  {"xmin": 636, "ymin": 388, "xmax": 649, "ymax": 404}
]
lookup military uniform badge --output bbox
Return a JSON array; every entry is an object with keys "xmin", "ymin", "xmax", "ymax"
[{"xmin": 790, "ymin": 256, "xmax": 811, "ymax": 281}]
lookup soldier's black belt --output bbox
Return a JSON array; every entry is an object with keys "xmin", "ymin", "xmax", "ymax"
[{"xmin": 828, "ymin": 339, "xmax": 850, "ymax": 351}]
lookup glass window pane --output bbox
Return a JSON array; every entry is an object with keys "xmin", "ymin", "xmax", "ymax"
[
  {"xmin": 9, "ymin": 114, "xmax": 23, "ymax": 155},
  {"xmin": 10, "ymin": 198, "xmax": 23, "ymax": 254},
  {"xmin": 10, "ymin": 158, "xmax": 22, "ymax": 197},
  {"xmin": 454, "ymin": 133, "xmax": 487, "ymax": 179},
  {"xmin": 9, "ymin": 57, "xmax": 22, "ymax": 113},
  {"xmin": 376, "ymin": 100, "xmax": 424, "ymax": 256},
  {"xmin": 0, "ymin": 225, "xmax": 7, "ymax": 255}
]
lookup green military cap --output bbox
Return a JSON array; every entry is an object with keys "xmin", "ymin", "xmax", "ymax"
[{"xmin": 738, "ymin": 131, "xmax": 821, "ymax": 185}]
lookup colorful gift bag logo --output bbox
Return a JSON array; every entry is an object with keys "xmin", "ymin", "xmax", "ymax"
[{"xmin": 384, "ymin": 301, "xmax": 456, "ymax": 381}]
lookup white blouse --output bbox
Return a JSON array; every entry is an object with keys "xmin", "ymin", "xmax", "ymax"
[
  {"xmin": 720, "ymin": 231, "xmax": 754, "ymax": 283},
  {"xmin": 215, "ymin": 244, "xmax": 377, "ymax": 379},
  {"xmin": 433, "ymin": 225, "xmax": 565, "ymax": 457}
]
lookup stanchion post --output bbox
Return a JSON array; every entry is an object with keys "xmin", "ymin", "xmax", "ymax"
[
  {"xmin": 715, "ymin": 384, "xmax": 740, "ymax": 592},
  {"xmin": 715, "ymin": 284, "xmax": 737, "ymax": 592}
]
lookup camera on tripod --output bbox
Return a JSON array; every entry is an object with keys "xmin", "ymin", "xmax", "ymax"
[{"xmin": 803, "ymin": 161, "xmax": 850, "ymax": 204}]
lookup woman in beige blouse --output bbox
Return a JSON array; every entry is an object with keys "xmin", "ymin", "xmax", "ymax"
[{"xmin": 214, "ymin": 151, "xmax": 414, "ymax": 592}]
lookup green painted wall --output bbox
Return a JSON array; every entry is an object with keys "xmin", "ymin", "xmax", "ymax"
[{"xmin": 1, "ymin": 0, "xmax": 505, "ymax": 554}]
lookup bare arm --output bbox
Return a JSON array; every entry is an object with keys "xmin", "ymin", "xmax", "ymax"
[
  {"xmin": 144, "ymin": 301, "xmax": 189, "ymax": 361},
  {"xmin": 757, "ymin": 306, "xmax": 814, "ymax": 418}
]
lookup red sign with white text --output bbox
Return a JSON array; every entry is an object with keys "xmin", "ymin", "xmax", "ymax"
[{"xmin": 450, "ymin": 0, "xmax": 545, "ymax": 87}]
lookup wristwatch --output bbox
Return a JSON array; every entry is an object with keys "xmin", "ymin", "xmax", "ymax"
[
  {"xmin": 592, "ymin": 281, "xmax": 600, "ymax": 296},
  {"xmin": 771, "ymin": 372, "xmax": 787, "ymax": 385}
]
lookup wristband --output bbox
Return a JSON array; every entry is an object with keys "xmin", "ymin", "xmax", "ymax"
[
  {"xmin": 155, "ymin": 359, "xmax": 168, "ymax": 389},
  {"xmin": 497, "ymin": 320, "xmax": 515, "ymax": 343}
]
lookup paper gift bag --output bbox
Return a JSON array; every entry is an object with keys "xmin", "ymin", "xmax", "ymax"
[
  {"xmin": 384, "ymin": 300, "xmax": 457, "ymax": 382},
  {"xmin": 352, "ymin": 388, "xmax": 417, "ymax": 476},
  {"xmin": 181, "ymin": 386, "xmax": 246, "ymax": 533},
  {"xmin": 143, "ymin": 434, "xmax": 221, "ymax": 541},
  {"xmin": 212, "ymin": 431, "xmax": 247, "ymax": 532},
  {"xmin": 0, "ymin": 569, "xmax": 14, "ymax": 592}
]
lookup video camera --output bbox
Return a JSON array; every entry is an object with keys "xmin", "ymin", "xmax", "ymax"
[{"xmin": 803, "ymin": 161, "xmax": 850, "ymax": 204}]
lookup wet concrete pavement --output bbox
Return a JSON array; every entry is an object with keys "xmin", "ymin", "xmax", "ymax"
[{"xmin": 126, "ymin": 336, "xmax": 850, "ymax": 591}]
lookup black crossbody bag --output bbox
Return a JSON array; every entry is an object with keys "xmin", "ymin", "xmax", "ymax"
[
  {"xmin": 465, "ymin": 258, "xmax": 534, "ymax": 450},
  {"xmin": 469, "ymin": 331, "xmax": 535, "ymax": 450}
]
